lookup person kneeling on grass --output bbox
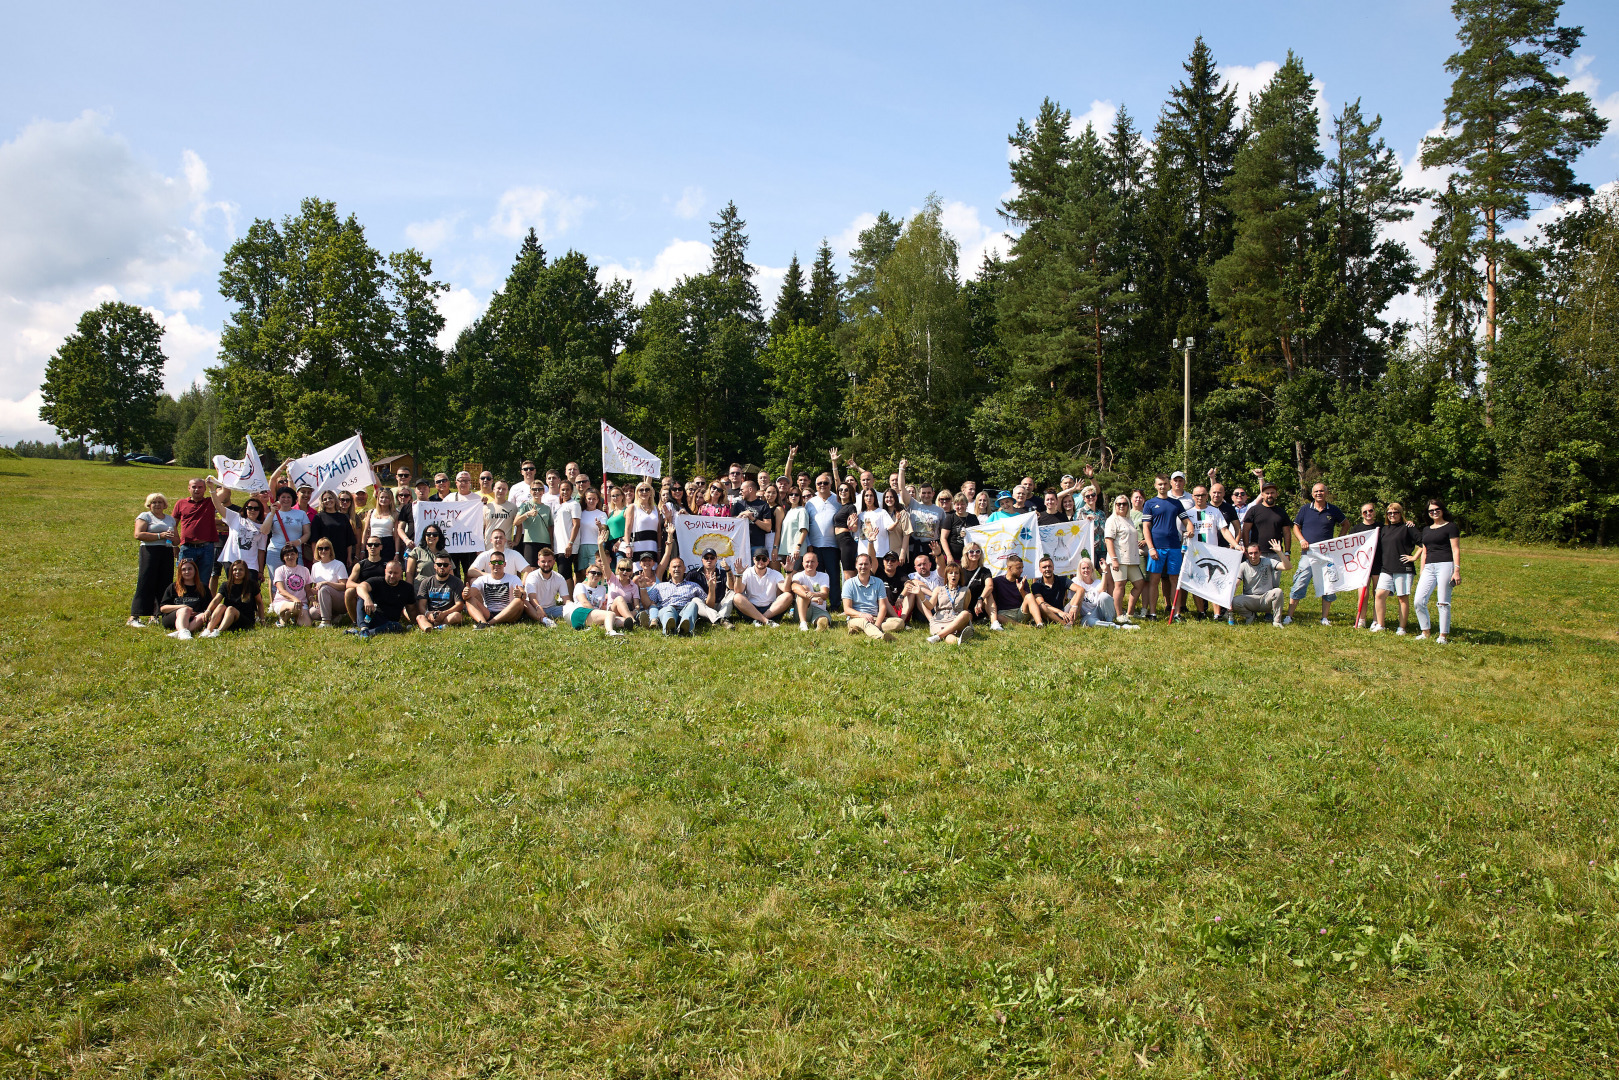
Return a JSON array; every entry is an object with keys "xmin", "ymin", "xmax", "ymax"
[
  {"xmin": 415, "ymin": 553, "xmax": 465, "ymax": 631},
  {"xmin": 349, "ymin": 558, "xmax": 417, "ymax": 638},
  {"xmin": 923, "ymin": 562, "xmax": 975, "ymax": 644},
  {"xmin": 842, "ymin": 553, "xmax": 903, "ymax": 640},
  {"xmin": 791, "ymin": 550, "xmax": 833, "ymax": 631},
  {"xmin": 985, "ymin": 554, "xmax": 1037, "ymax": 630},
  {"xmin": 198, "ymin": 560, "xmax": 261, "ymax": 637},
  {"xmin": 270, "ymin": 544, "xmax": 313, "ymax": 627},
  {"xmin": 464, "ymin": 552, "xmax": 526, "ymax": 628}
]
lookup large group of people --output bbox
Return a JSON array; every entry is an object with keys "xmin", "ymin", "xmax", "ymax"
[{"xmin": 126, "ymin": 448, "xmax": 1464, "ymax": 644}]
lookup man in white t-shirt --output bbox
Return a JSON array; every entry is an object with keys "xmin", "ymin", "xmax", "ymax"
[
  {"xmin": 551, "ymin": 480, "xmax": 581, "ymax": 585},
  {"xmin": 509, "ymin": 460, "xmax": 538, "ymax": 506},
  {"xmin": 901, "ymin": 551, "xmax": 944, "ymax": 626},
  {"xmin": 732, "ymin": 549, "xmax": 793, "ymax": 626},
  {"xmin": 522, "ymin": 548, "xmax": 567, "ymax": 627},
  {"xmin": 791, "ymin": 549, "xmax": 832, "ymax": 631},
  {"xmin": 463, "ymin": 551, "xmax": 527, "ymax": 627},
  {"xmin": 469, "ymin": 528, "xmax": 530, "ymax": 581}
]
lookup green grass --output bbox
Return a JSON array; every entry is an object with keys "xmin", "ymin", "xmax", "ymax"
[{"xmin": 2, "ymin": 457, "xmax": 1618, "ymax": 1078}]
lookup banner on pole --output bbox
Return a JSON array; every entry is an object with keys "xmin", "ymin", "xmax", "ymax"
[
  {"xmin": 601, "ymin": 421, "xmax": 662, "ymax": 478},
  {"xmin": 1309, "ymin": 528, "xmax": 1378, "ymax": 594},
  {"xmin": 415, "ymin": 501, "xmax": 485, "ymax": 553},
  {"xmin": 963, "ymin": 512, "xmax": 1040, "ymax": 573},
  {"xmin": 213, "ymin": 434, "xmax": 269, "ymax": 493},
  {"xmin": 1178, "ymin": 538, "xmax": 1241, "ymax": 609},
  {"xmin": 285, "ymin": 434, "xmax": 375, "ymax": 500},
  {"xmin": 672, "ymin": 513, "xmax": 748, "ymax": 574},
  {"xmin": 1037, "ymin": 520, "xmax": 1092, "ymax": 576}
]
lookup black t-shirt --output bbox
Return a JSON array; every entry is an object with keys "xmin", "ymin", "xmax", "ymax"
[
  {"xmin": 938, "ymin": 512, "xmax": 966, "ymax": 560},
  {"xmin": 990, "ymin": 576, "xmax": 1025, "ymax": 610},
  {"xmin": 312, "ymin": 511, "xmax": 355, "ymax": 557},
  {"xmin": 1379, "ymin": 522, "xmax": 1421, "ymax": 574},
  {"xmin": 161, "ymin": 582, "xmax": 211, "ymax": 613},
  {"xmin": 960, "ymin": 564, "xmax": 993, "ymax": 604},
  {"xmin": 222, "ymin": 580, "xmax": 258, "ymax": 615},
  {"xmin": 1213, "ymin": 501, "xmax": 1239, "ymax": 548},
  {"xmin": 1244, "ymin": 503, "xmax": 1291, "ymax": 552},
  {"xmin": 1422, "ymin": 521, "xmax": 1459, "ymax": 564},
  {"xmin": 1031, "ymin": 575, "xmax": 1069, "ymax": 607},
  {"xmin": 832, "ymin": 503, "xmax": 860, "ymax": 556},
  {"xmin": 1037, "ymin": 510, "xmax": 1068, "ymax": 526},
  {"xmin": 732, "ymin": 498, "xmax": 772, "ymax": 548},
  {"xmin": 352, "ymin": 558, "xmax": 388, "ymax": 587},
  {"xmin": 958, "ymin": 512, "xmax": 981, "ymax": 530},
  {"xmin": 873, "ymin": 567, "xmax": 906, "ymax": 608},
  {"xmin": 693, "ymin": 564, "xmax": 731, "ymax": 599},
  {"xmin": 366, "ymin": 578, "xmax": 417, "ymax": 622}
]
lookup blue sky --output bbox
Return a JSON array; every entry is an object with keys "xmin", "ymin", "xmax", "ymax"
[{"xmin": 3, "ymin": 0, "xmax": 1616, "ymax": 442}]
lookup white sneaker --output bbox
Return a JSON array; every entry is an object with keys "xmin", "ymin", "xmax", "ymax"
[
  {"xmin": 605, "ymin": 626, "xmax": 622, "ymax": 637},
  {"xmin": 1320, "ymin": 618, "xmax": 1332, "ymax": 627},
  {"xmin": 1282, "ymin": 616, "xmax": 1293, "ymax": 625},
  {"xmin": 927, "ymin": 634, "xmax": 941, "ymax": 643},
  {"xmin": 1368, "ymin": 623, "xmax": 1383, "ymax": 633},
  {"xmin": 765, "ymin": 620, "xmax": 779, "ymax": 628},
  {"xmin": 989, "ymin": 622, "xmax": 1004, "ymax": 631},
  {"xmin": 199, "ymin": 628, "xmax": 218, "ymax": 638},
  {"xmin": 1396, "ymin": 627, "xmax": 1406, "ymax": 636},
  {"xmin": 799, "ymin": 622, "xmax": 810, "ymax": 632},
  {"xmin": 754, "ymin": 620, "xmax": 766, "ymax": 628},
  {"xmin": 126, "ymin": 617, "xmax": 145, "ymax": 629},
  {"xmin": 317, "ymin": 620, "xmax": 331, "ymax": 629},
  {"xmin": 1273, "ymin": 618, "xmax": 1284, "ymax": 627},
  {"xmin": 1436, "ymin": 634, "xmax": 1448, "ymax": 644},
  {"xmin": 167, "ymin": 628, "xmax": 192, "ymax": 640},
  {"xmin": 542, "ymin": 617, "xmax": 557, "ymax": 628}
]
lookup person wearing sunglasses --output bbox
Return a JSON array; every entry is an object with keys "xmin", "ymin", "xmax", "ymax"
[
  {"xmin": 469, "ymin": 528, "xmax": 530, "ymax": 582},
  {"xmin": 1104, "ymin": 495, "xmax": 1144, "ymax": 622},
  {"xmin": 1371, "ymin": 502, "xmax": 1420, "ymax": 634},
  {"xmin": 606, "ymin": 557, "xmax": 643, "ymax": 629},
  {"xmin": 646, "ymin": 534, "xmax": 707, "ymax": 635},
  {"xmin": 415, "ymin": 554, "xmax": 465, "ymax": 630},
  {"xmin": 733, "ymin": 548, "xmax": 794, "ymax": 627},
  {"xmin": 806, "ymin": 468, "xmax": 843, "ymax": 608},
  {"xmin": 509, "ymin": 460, "xmax": 539, "ymax": 506},
  {"xmin": 463, "ymin": 552, "xmax": 526, "ymax": 628},
  {"xmin": 691, "ymin": 548, "xmax": 738, "ymax": 628},
  {"xmin": 1413, "ymin": 500, "xmax": 1461, "ymax": 643},
  {"xmin": 564, "ymin": 559, "xmax": 626, "ymax": 636},
  {"xmin": 343, "ymin": 536, "xmax": 391, "ymax": 625},
  {"xmin": 349, "ymin": 558, "xmax": 417, "ymax": 638}
]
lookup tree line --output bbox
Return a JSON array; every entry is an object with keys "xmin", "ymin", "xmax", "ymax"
[{"xmin": 39, "ymin": 0, "xmax": 1617, "ymax": 543}]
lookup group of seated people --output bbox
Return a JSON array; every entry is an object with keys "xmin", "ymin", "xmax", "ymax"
[{"xmin": 125, "ymin": 448, "xmax": 1463, "ymax": 643}]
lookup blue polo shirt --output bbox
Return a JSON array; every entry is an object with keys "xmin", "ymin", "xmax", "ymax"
[
  {"xmin": 1294, "ymin": 503, "xmax": 1345, "ymax": 544},
  {"xmin": 841, "ymin": 575, "xmax": 886, "ymax": 616},
  {"xmin": 1143, "ymin": 496, "xmax": 1186, "ymax": 550}
]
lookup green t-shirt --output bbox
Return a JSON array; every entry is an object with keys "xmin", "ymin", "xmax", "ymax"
[
  {"xmin": 607, "ymin": 509, "xmax": 627, "ymax": 541},
  {"xmin": 518, "ymin": 500, "xmax": 553, "ymax": 545}
]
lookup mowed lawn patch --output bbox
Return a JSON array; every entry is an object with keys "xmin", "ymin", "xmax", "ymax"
[{"xmin": 2, "ymin": 457, "xmax": 1617, "ymax": 1078}]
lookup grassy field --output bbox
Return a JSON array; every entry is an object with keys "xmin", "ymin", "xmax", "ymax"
[{"xmin": 1, "ymin": 456, "xmax": 1617, "ymax": 1078}]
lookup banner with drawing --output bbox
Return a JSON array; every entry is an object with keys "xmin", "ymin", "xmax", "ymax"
[
  {"xmin": 285, "ymin": 434, "xmax": 375, "ymax": 500},
  {"xmin": 1307, "ymin": 528, "xmax": 1379, "ymax": 594},
  {"xmin": 213, "ymin": 433, "xmax": 269, "ymax": 493},
  {"xmin": 1178, "ymin": 537, "xmax": 1241, "ymax": 608},
  {"xmin": 415, "ymin": 501, "xmax": 486, "ymax": 553},
  {"xmin": 963, "ymin": 513, "xmax": 1039, "ymax": 573},
  {"xmin": 1037, "ymin": 519, "xmax": 1093, "ymax": 576},
  {"xmin": 672, "ymin": 513, "xmax": 748, "ymax": 574},
  {"xmin": 600, "ymin": 421, "xmax": 662, "ymax": 478}
]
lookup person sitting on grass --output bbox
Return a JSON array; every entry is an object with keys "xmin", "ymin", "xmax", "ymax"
[
  {"xmin": 522, "ymin": 548, "xmax": 567, "ymax": 628},
  {"xmin": 605, "ymin": 557, "xmax": 643, "ymax": 630},
  {"xmin": 270, "ymin": 544, "xmax": 313, "ymax": 627},
  {"xmin": 565, "ymin": 560, "xmax": 627, "ymax": 636},
  {"xmin": 647, "ymin": 557, "xmax": 707, "ymax": 636},
  {"xmin": 733, "ymin": 549, "xmax": 794, "ymax": 626},
  {"xmin": 463, "ymin": 551, "xmax": 526, "ymax": 628},
  {"xmin": 792, "ymin": 549, "xmax": 833, "ymax": 631},
  {"xmin": 842, "ymin": 553, "xmax": 903, "ymax": 641},
  {"xmin": 343, "ymin": 537, "xmax": 390, "ymax": 625},
  {"xmin": 1067, "ymin": 557, "xmax": 1137, "ymax": 629},
  {"xmin": 308, "ymin": 539, "xmax": 349, "ymax": 627},
  {"xmin": 349, "ymin": 558, "xmax": 417, "ymax": 638},
  {"xmin": 986, "ymin": 554, "xmax": 1035, "ymax": 630},
  {"xmin": 415, "ymin": 554, "xmax": 465, "ymax": 631},
  {"xmin": 198, "ymin": 559, "xmax": 261, "ymax": 637},
  {"xmin": 923, "ymin": 561, "xmax": 975, "ymax": 645},
  {"xmin": 1029, "ymin": 554, "xmax": 1073, "ymax": 627},
  {"xmin": 161, "ymin": 557, "xmax": 212, "ymax": 640}
]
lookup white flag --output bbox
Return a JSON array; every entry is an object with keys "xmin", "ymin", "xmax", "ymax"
[
  {"xmin": 415, "ymin": 501, "xmax": 485, "ymax": 553},
  {"xmin": 1179, "ymin": 538, "xmax": 1241, "ymax": 609},
  {"xmin": 213, "ymin": 434, "xmax": 269, "ymax": 493},
  {"xmin": 1038, "ymin": 519, "xmax": 1092, "ymax": 576},
  {"xmin": 962, "ymin": 512, "xmax": 1040, "ymax": 573},
  {"xmin": 672, "ymin": 513, "xmax": 749, "ymax": 574},
  {"xmin": 284, "ymin": 434, "xmax": 376, "ymax": 501},
  {"xmin": 601, "ymin": 421, "xmax": 661, "ymax": 478},
  {"xmin": 1308, "ymin": 528, "xmax": 1379, "ymax": 594}
]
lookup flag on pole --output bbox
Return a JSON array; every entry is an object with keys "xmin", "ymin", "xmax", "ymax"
[
  {"xmin": 1309, "ymin": 529, "xmax": 1379, "ymax": 594},
  {"xmin": 601, "ymin": 421, "xmax": 661, "ymax": 478},
  {"xmin": 213, "ymin": 434, "xmax": 269, "ymax": 493},
  {"xmin": 284, "ymin": 434, "xmax": 376, "ymax": 501},
  {"xmin": 1178, "ymin": 538, "xmax": 1241, "ymax": 609}
]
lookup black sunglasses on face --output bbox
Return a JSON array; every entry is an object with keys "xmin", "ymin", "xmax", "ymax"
[{"xmin": 367, "ymin": 541, "xmax": 382, "ymax": 547}]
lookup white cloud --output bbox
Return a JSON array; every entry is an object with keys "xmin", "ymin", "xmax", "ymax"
[
  {"xmin": 437, "ymin": 286, "xmax": 486, "ymax": 349},
  {"xmin": 829, "ymin": 212, "xmax": 880, "ymax": 261},
  {"xmin": 0, "ymin": 113, "xmax": 222, "ymax": 442},
  {"xmin": 940, "ymin": 200, "xmax": 1013, "ymax": 278},
  {"xmin": 405, "ymin": 214, "xmax": 459, "ymax": 252},
  {"xmin": 1219, "ymin": 61, "xmax": 1280, "ymax": 112},
  {"xmin": 1570, "ymin": 54, "xmax": 1619, "ymax": 126},
  {"xmin": 672, "ymin": 186, "xmax": 704, "ymax": 220},
  {"xmin": 486, "ymin": 185, "xmax": 591, "ymax": 241},
  {"xmin": 1071, "ymin": 99, "xmax": 1117, "ymax": 137},
  {"xmin": 754, "ymin": 262, "xmax": 788, "ymax": 311},
  {"xmin": 596, "ymin": 239, "xmax": 713, "ymax": 304}
]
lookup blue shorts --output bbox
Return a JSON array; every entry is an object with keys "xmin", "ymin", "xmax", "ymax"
[{"xmin": 1146, "ymin": 546, "xmax": 1184, "ymax": 576}]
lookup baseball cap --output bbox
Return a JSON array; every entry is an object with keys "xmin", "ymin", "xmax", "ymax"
[
  {"xmin": 882, "ymin": 550, "xmax": 901, "ymax": 561},
  {"xmin": 638, "ymin": 551, "xmax": 657, "ymax": 562},
  {"xmin": 1171, "ymin": 470, "xmax": 1186, "ymax": 480},
  {"xmin": 701, "ymin": 547, "xmax": 717, "ymax": 557}
]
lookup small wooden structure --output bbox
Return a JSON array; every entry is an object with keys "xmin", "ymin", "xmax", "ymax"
[{"xmin": 373, "ymin": 453, "xmax": 416, "ymax": 483}]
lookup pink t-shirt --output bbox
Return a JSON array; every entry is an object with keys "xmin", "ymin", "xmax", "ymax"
[
  {"xmin": 273, "ymin": 564, "xmax": 310, "ymax": 599},
  {"xmin": 698, "ymin": 504, "xmax": 732, "ymax": 517},
  {"xmin": 607, "ymin": 578, "xmax": 637, "ymax": 607}
]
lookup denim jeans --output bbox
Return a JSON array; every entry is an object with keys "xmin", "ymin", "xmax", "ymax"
[
  {"xmin": 1414, "ymin": 562, "xmax": 1453, "ymax": 633},
  {"xmin": 1290, "ymin": 555, "xmax": 1335, "ymax": 603},
  {"xmin": 180, "ymin": 544, "xmax": 215, "ymax": 584},
  {"xmin": 651, "ymin": 600, "xmax": 700, "ymax": 634}
]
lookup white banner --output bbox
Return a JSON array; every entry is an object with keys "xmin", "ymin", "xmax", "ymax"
[
  {"xmin": 213, "ymin": 433, "xmax": 269, "ymax": 493},
  {"xmin": 415, "ymin": 501, "xmax": 485, "ymax": 553},
  {"xmin": 1038, "ymin": 520, "xmax": 1093, "ymax": 576},
  {"xmin": 219, "ymin": 507, "xmax": 267, "ymax": 570},
  {"xmin": 1308, "ymin": 528, "xmax": 1378, "ymax": 594},
  {"xmin": 963, "ymin": 512, "xmax": 1040, "ymax": 573},
  {"xmin": 672, "ymin": 513, "xmax": 748, "ymax": 574},
  {"xmin": 285, "ymin": 434, "xmax": 375, "ymax": 501},
  {"xmin": 601, "ymin": 420, "xmax": 661, "ymax": 478},
  {"xmin": 1178, "ymin": 537, "xmax": 1241, "ymax": 609}
]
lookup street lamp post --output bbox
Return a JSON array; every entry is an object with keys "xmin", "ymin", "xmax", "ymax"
[{"xmin": 1172, "ymin": 337, "xmax": 1194, "ymax": 474}]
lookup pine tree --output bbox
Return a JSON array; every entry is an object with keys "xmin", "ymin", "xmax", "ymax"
[
  {"xmin": 807, "ymin": 241, "xmax": 840, "ymax": 333},
  {"xmin": 770, "ymin": 254, "xmax": 810, "ymax": 338},
  {"xmin": 1420, "ymin": 0, "xmax": 1607, "ymax": 357},
  {"xmin": 841, "ymin": 211, "xmax": 902, "ymax": 324},
  {"xmin": 1421, "ymin": 178, "xmax": 1486, "ymax": 383}
]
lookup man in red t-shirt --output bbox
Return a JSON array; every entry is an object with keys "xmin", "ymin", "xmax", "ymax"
[{"xmin": 173, "ymin": 477, "xmax": 227, "ymax": 585}]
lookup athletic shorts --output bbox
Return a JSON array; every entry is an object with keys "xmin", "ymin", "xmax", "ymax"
[
  {"xmin": 806, "ymin": 603, "xmax": 828, "ymax": 623},
  {"xmin": 1146, "ymin": 546, "xmax": 1184, "ymax": 576},
  {"xmin": 554, "ymin": 553, "xmax": 577, "ymax": 578},
  {"xmin": 570, "ymin": 606, "xmax": 591, "ymax": 630},
  {"xmin": 998, "ymin": 608, "xmax": 1029, "ymax": 624},
  {"xmin": 1114, "ymin": 562, "xmax": 1144, "ymax": 583},
  {"xmin": 1376, "ymin": 571, "xmax": 1413, "ymax": 596},
  {"xmin": 271, "ymin": 598, "xmax": 304, "ymax": 615}
]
